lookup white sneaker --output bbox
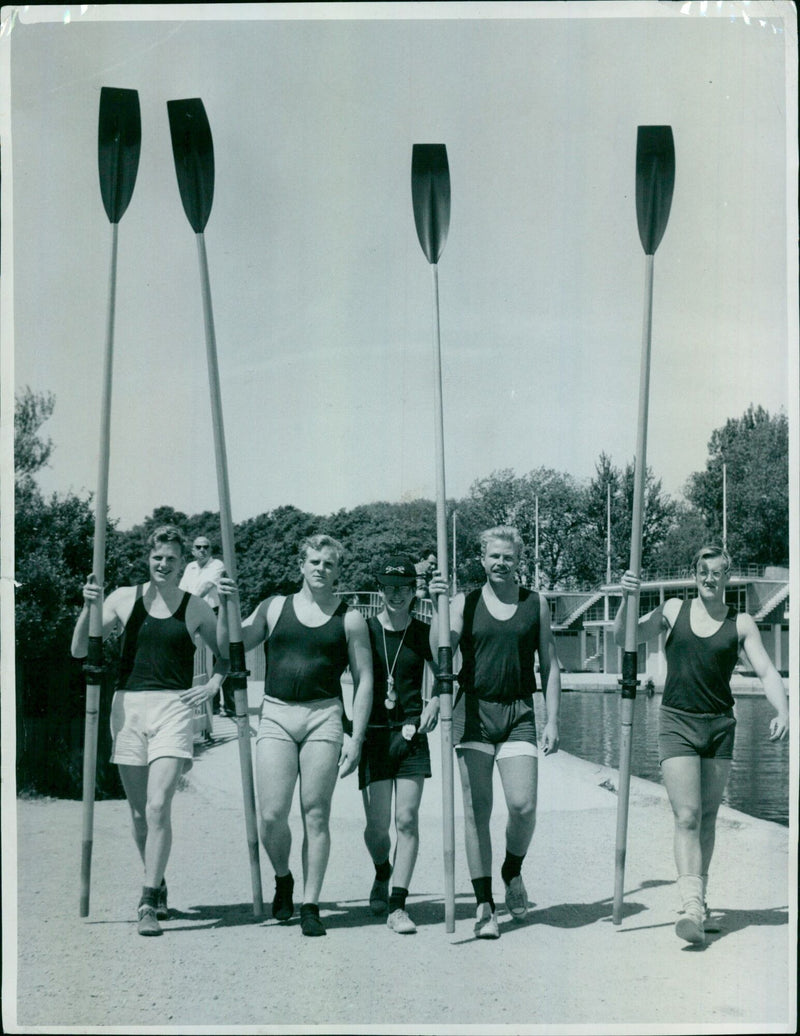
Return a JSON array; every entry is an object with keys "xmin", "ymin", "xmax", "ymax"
[
  {"xmin": 675, "ymin": 908, "xmax": 705, "ymax": 945},
  {"xmin": 504, "ymin": 874, "xmax": 529, "ymax": 920},
  {"xmin": 387, "ymin": 908, "xmax": 417, "ymax": 934},
  {"xmin": 474, "ymin": 902, "xmax": 500, "ymax": 939}
]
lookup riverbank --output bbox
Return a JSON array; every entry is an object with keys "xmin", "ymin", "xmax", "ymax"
[{"xmin": 7, "ymin": 681, "xmax": 796, "ymax": 1033}]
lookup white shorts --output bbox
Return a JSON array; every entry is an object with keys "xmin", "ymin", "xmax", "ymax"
[
  {"xmin": 110, "ymin": 690, "xmax": 194, "ymax": 768},
  {"xmin": 456, "ymin": 740, "xmax": 538, "ymax": 760},
  {"xmin": 256, "ymin": 695, "xmax": 344, "ymax": 747}
]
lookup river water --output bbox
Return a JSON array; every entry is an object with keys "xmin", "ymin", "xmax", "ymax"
[{"xmin": 554, "ymin": 691, "xmax": 790, "ymax": 827}]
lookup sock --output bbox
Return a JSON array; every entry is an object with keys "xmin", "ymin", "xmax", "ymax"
[
  {"xmin": 389, "ymin": 887, "xmax": 408, "ymax": 913},
  {"xmin": 501, "ymin": 851, "xmax": 525, "ymax": 886},
  {"xmin": 375, "ymin": 859, "xmax": 392, "ymax": 882},
  {"xmin": 472, "ymin": 876, "xmax": 494, "ymax": 910},
  {"xmin": 139, "ymin": 885, "xmax": 160, "ymax": 909},
  {"xmin": 275, "ymin": 871, "xmax": 294, "ymax": 890}
]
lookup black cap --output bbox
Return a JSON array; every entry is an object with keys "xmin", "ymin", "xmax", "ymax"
[{"xmin": 376, "ymin": 556, "xmax": 418, "ymax": 586}]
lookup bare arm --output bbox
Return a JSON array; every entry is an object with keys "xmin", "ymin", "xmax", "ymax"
[
  {"xmin": 537, "ymin": 594, "xmax": 561, "ymax": 755},
  {"xmin": 613, "ymin": 571, "xmax": 670, "ymax": 647},
  {"xmin": 338, "ymin": 609, "xmax": 373, "ymax": 778},
  {"xmin": 216, "ymin": 576, "xmax": 271, "ymax": 654},
  {"xmin": 70, "ymin": 579, "xmax": 129, "ymax": 657},
  {"xmin": 427, "ymin": 570, "xmax": 464, "ymax": 657},
  {"xmin": 738, "ymin": 614, "xmax": 789, "ymax": 740}
]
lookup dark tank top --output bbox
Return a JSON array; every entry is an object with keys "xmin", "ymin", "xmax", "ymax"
[
  {"xmin": 459, "ymin": 587, "xmax": 540, "ymax": 702},
  {"xmin": 367, "ymin": 615, "xmax": 432, "ymax": 726},
  {"xmin": 663, "ymin": 599, "xmax": 739, "ymax": 714},
  {"xmin": 264, "ymin": 595, "xmax": 349, "ymax": 703},
  {"xmin": 119, "ymin": 586, "xmax": 196, "ymax": 691}
]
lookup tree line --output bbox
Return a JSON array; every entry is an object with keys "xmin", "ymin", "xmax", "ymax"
[{"xmin": 11, "ymin": 388, "xmax": 788, "ymax": 796}]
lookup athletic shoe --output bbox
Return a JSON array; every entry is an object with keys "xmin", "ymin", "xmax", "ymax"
[
  {"xmin": 272, "ymin": 873, "xmax": 295, "ymax": 921},
  {"xmin": 137, "ymin": 904, "xmax": 163, "ymax": 937},
  {"xmin": 155, "ymin": 880, "xmax": 168, "ymax": 921},
  {"xmin": 675, "ymin": 910, "xmax": 705, "ymax": 946},
  {"xmin": 474, "ymin": 903, "xmax": 500, "ymax": 939},
  {"xmin": 300, "ymin": 904, "xmax": 326, "ymax": 937},
  {"xmin": 504, "ymin": 874, "xmax": 529, "ymax": 920},
  {"xmin": 387, "ymin": 908, "xmax": 417, "ymax": 934},
  {"xmin": 369, "ymin": 877, "xmax": 390, "ymax": 915}
]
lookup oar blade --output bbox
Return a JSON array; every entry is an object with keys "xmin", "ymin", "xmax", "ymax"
[
  {"xmin": 167, "ymin": 98, "xmax": 215, "ymax": 233},
  {"xmin": 411, "ymin": 144, "xmax": 450, "ymax": 264},
  {"xmin": 97, "ymin": 87, "xmax": 141, "ymax": 224},
  {"xmin": 636, "ymin": 126, "xmax": 675, "ymax": 255}
]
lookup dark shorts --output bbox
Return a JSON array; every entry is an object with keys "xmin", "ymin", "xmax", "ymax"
[
  {"xmin": 658, "ymin": 705, "xmax": 736, "ymax": 763},
  {"xmin": 454, "ymin": 693, "xmax": 537, "ymax": 747},
  {"xmin": 358, "ymin": 726, "xmax": 432, "ymax": 789}
]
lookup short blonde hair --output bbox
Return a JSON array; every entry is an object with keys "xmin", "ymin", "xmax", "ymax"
[
  {"xmin": 691, "ymin": 544, "xmax": 732, "ymax": 574},
  {"xmin": 479, "ymin": 525, "xmax": 523, "ymax": 557},
  {"xmin": 299, "ymin": 534, "xmax": 345, "ymax": 567}
]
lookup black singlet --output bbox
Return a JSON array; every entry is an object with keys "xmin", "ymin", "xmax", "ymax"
[
  {"xmin": 264, "ymin": 595, "xmax": 349, "ymax": 703},
  {"xmin": 663, "ymin": 599, "xmax": 738, "ymax": 714},
  {"xmin": 366, "ymin": 615, "xmax": 433, "ymax": 727},
  {"xmin": 119, "ymin": 586, "xmax": 196, "ymax": 691},
  {"xmin": 459, "ymin": 587, "xmax": 541, "ymax": 703}
]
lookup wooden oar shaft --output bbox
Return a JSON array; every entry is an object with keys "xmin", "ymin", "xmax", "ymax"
[
  {"xmin": 613, "ymin": 252, "xmax": 655, "ymax": 925},
  {"xmin": 194, "ymin": 232, "xmax": 263, "ymax": 918},
  {"xmin": 81, "ymin": 221, "xmax": 120, "ymax": 917},
  {"xmin": 430, "ymin": 263, "xmax": 456, "ymax": 933}
]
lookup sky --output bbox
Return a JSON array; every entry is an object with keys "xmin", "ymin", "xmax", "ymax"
[{"xmin": 3, "ymin": 2, "xmax": 797, "ymax": 532}]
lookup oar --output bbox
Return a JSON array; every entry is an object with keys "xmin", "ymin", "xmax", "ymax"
[
  {"xmin": 81, "ymin": 87, "xmax": 141, "ymax": 917},
  {"xmin": 411, "ymin": 143, "xmax": 456, "ymax": 933},
  {"xmin": 167, "ymin": 97, "xmax": 263, "ymax": 918},
  {"xmin": 613, "ymin": 125, "xmax": 675, "ymax": 925}
]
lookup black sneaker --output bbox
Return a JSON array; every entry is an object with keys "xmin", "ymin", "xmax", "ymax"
[
  {"xmin": 300, "ymin": 904, "xmax": 326, "ymax": 937},
  {"xmin": 155, "ymin": 880, "xmax": 169, "ymax": 920},
  {"xmin": 272, "ymin": 873, "xmax": 294, "ymax": 921}
]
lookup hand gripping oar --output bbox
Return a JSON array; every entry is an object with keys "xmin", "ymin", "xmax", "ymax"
[
  {"xmin": 411, "ymin": 144, "xmax": 456, "ymax": 933},
  {"xmin": 80, "ymin": 87, "xmax": 141, "ymax": 918},
  {"xmin": 613, "ymin": 126, "xmax": 675, "ymax": 925},
  {"xmin": 167, "ymin": 98, "xmax": 263, "ymax": 918}
]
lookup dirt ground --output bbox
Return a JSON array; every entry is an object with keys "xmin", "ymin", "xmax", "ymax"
[{"xmin": 6, "ymin": 692, "xmax": 796, "ymax": 1034}]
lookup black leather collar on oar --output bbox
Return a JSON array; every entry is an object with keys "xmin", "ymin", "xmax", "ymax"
[
  {"xmin": 411, "ymin": 142, "xmax": 456, "ymax": 933},
  {"xmin": 81, "ymin": 86, "xmax": 141, "ymax": 918},
  {"xmin": 613, "ymin": 124, "xmax": 675, "ymax": 927},
  {"xmin": 166, "ymin": 97, "xmax": 262, "ymax": 918}
]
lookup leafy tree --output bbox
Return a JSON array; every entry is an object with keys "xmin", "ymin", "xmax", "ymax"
[
  {"xmin": 14, "ymin": 385, "xmax": 54, "ymax": 479},
  {"xmin": 685, "ymin": 405, "xmax": 788, "ymax": 566}
]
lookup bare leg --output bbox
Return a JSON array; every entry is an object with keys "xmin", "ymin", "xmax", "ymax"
[
  {"xmin": 661, "ymin": 755, "xmax": 703, "ymax": 876},
  {"xmin": 297, "ymin": 739, "xmax": 340, "ymax": 904},
  {"xmin": 256, "ymin": 738, "xmax": 299, "ymax": 876},
  {"xmin": 457, "ymin": 749, "xmax": 495, "ymax": 879},
  {"xmin": 119, "ymin": 758, "xmax": 185, "ymax": 888},
  {"xmin": 699, "ymin": 758, "xmax": 732, "ymax": 877},
  {"xmin": 392, "ymin": 776, "xmax": 425, "ymax": 890},
  {"xmin": 118, "ymin": 764, "xmax": 148, "ymax": 866},
  {"xmin": 496, "ymin": 754, "xmax": 538, "ymax": 857},
  {"xmin": 362, "ymin": 780, "xmax": 393, "ymax": 866}
]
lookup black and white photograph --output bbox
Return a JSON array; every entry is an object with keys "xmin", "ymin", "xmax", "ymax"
[{"xmin": 1, "ymin": 2, "xmax": 797, "ymax": 1032}]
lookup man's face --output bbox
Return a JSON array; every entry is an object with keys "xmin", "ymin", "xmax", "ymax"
[
  {"xmin": 481, "ymin": 539, "xmax": 520, "ymax": 582},
  {"xmin": 149, "ymin": 541, "xmax": 183, "ymax": 586},
  {"xmin": 192, "ymin": 539, "xmax": 211, "ymax": 567},
  {"xmin": 695, "ymin": 556, "xmax": 729, "ymax": 601},
  {"xmin": 301, "ymin": 547, "xmax": 340, "ymax": 591}
]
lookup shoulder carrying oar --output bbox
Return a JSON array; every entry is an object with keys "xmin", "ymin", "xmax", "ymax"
[
  {"xmin": 167, "ymin": 97, "xmax": 263, "ymax": 918},
  {"xmin": 81, "ymin": 87, "xmax": 141, "ymax": 918},
  {"xmin": 411, "ymin": 143, "xmax": 456, "ymax": 933},
  {"xmin": 613, "ymin": 125, "xmax": 674, "ymax": 926}
]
